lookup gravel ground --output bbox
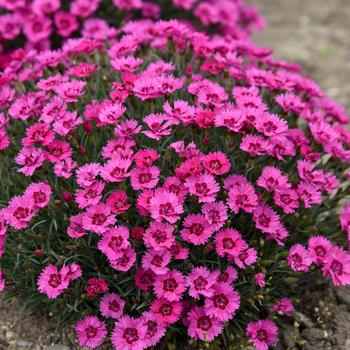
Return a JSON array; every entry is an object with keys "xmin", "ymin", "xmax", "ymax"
[
  {"xmin": 252, "ymin": 0, "xmax": 350, "ymax": 111},
  {"xmin": 1, "ymin": 1, "xmax": 350, "ymax": 349}
]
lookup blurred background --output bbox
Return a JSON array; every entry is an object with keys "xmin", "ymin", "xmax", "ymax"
[{"xmin": 251, "ymin": 0, "xmax": 350, "ymax": 112}]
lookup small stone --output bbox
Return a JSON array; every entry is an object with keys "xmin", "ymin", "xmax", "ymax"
[
  {"xmin": 293, "ymin": 311, "xmax": 315, "ymax": 328},
  {"xmin": 5, "ymin": 331, "xmax": 15, "ymax": 340},
  {"xmin": 303, "ymin": 328, "xmax": 325, "ymax": 342},
  {"xmin": 44, "ymin": 345, "xmax": 70, "ymax": 350},
  {"xmin": 334, "ymin": 287, "xmax": 350, "ymax": 308},
  {"xmin": 16, "ymin": 340, "xmax": 34, "ymax": 348}
]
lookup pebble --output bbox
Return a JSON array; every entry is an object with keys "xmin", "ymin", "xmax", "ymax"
[
  {"xmin": 16, "ymin": 340, "xmax": 34, "ymax": 348},
  {"xmin": 44, "ymin": 345, "xmax": 71, "ymax": 350},
  {"xmin": 293, "ymin": 311, "xmax": 315, "ymax": 328}
]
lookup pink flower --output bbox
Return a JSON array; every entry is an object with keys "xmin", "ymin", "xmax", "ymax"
[
  {"xmin": 257, "ymin": 166, "xmax": 290, "ymax": 192},
  {"xmin": 53, "ymin": 111, "xmax": 83, "ymax": 136},
  {"xmin": 176, "ymin": 157, "xmax": 202, "ymax": 179},
  {"xmin": 23, "ymin": 16, "xmax": 52, "ymax": 43},
  {"xmin": 322, "ymin": 246, "xmax": 350, "ymax": 286},
  {"xmin": 135, "ymin": 268, "xmax": 156, "ymax": 291},
  {"xmin": 67, "ymin": 213, "xmax": 87, "ymax": 238},
  {"xmin": 24, "ymin": 182, "xmax": 51, "ymax": 209},
  {"xmin": 271, "ymin": 298, "xmax": 294, "ymax": 316},
  {"xmin": 0, "ymin": 268, "xmax": 5, "ymax": 292},
  {"xmin": 109, "ymin": 246, "xmax": 136, "ymax": 272},
  {"xmin": 186, "ymin": 267, "xmax": 217, "ymax": 299},
  {"xmin": 253, "ymin": 204, "xmax": 282, "ymax": 235},
  {"xmin": 163, "ymin": 176, "xmax": 188, "ymax": 200},
  {"xmin": 275, "ymin": 93, "xmax": 306, "ymax": 113},
  {"xmin": 15, "ymin": 147, "xmax": 45, "ymax": 176},
  {"xmin": 233, "ymin": 248, "xmax": 258, "ymax": 268},
  {"xmin": 54, "ymin": 158, "xmax": 77, "ymax": 178},
  {"xmin": 163, "ymin": 99, "xmax": 195, "ymax": 125},
  {"xmin": 0, "ymin": 128, "xmax": 9, "ymax": 150},
  {"xmin": 240, "ymin": 134, "xmax": 269, "ymax": 156},
  {"xmin": 254, "ymin": 273, "xmax": 266, "ymax": 288},
  {"xmin": 86, "ymin": 278, "xmax": 109, "ymax": 298},
  {"xmin": 101, "ymin": 139, "xmax": 134, "ymax": 160},
  {"xmin": 150, "ymin": 299, "xmax": 183, "ymax": 325},
  {"xmin": 143, "ymin": 221, "xmax": 175, "ymax": 251},
  {"xmin": 54, "ymin": 80, "xmax": 86, "ymax": 102},
  {"xmin": 154, "ymin": 269, "xmax": 186, "ymax": 301},
  {"xmin": 82, "ymin": 203, "xmax": 116, "ymax": 234},
  {"xmin": 75, "ymin": 181, "xmax": 105, "ymax": 209},
  {"xmin": 0, "ymin": 14, "xmax": 21, "ymax": 40},
  {"xmin": 149, "ymin": 189, "xmax": 184, "ymax": 224},
  {"xmin": 297, "ymin": 160, "xmax": 325, "ymax": 185},
  {"xmin": 98, "ymin": 102, "xmax": 126, "ymax": 125},
  {"xmin": 70, "ymin": 0, "xmax": 99, "ymax": 17},
  {"xmin": 112, "ymin": 316, "xmax": 147, "ymax": 350},
  {"xmin": 67, "ymin": 63, "xmax": 97, "ymax": 78},
  {"xmin": 185, "ymin": 173, "xmax": 220, "ymax": 203},
  {"xmin": 136, "ymin": 189, "xmax": 154, "ymax": 216},
  {"xmin": 75, "ymin": 316, "xmax": 107, "ymax": 349},
  {"xmin": 106, "ymin": 190, "xmax": 130, "ymax": 214},
  {"xmin": 0, "ymin": 235, "xmax": 6, "ymax": 258},
  {"xmin": 172, "ymin": 0, "xmax": 196, "ymax": 10},
  {"xmin": 98, "ymin": 226, "xmax": 130, "ymax": 261},
  {"xmin": 188, "ymin": 306, "xmax": 223, "ymax": 341},
  {"xmin": 66, "ymin": 263, "xmax": 82, "ymax": 282},
  {"xmin": 204, "ymin": 282, "xmax": 240, "ymax": 321},
  {"xmin": 142, "ymin": 248, "xmax": 172, "ymax": 275},
  {"xmin": 111, "ymin": 56, "xmax": 143, "ymax": 72},
  {"xmin": 113, "ymin": 0, "xmax": 142, "ymax": 9},
  {"xmin": 228, "ymin": 182, "xmax": 258, "ymax": 214},
  {"xmin": 140, "ymin": 311, "xmax": 166, "ymax": 347},
  {"xmin": 3, "ymin": 195, "xmax": 35, "ymax": 230},
  {"xmin": 100, "ymin": 158, "xmax": 132, "ymax": 183},
  {"xmin": 297, "ymin": 182, "xmax": 322, "ymax": 208},
  {"xmin": 246, "ymin": 320, "xmax": 278, "ymax": 350},
  {"xmin": 201, "ymin": 201, "xmax": 227, "ymax": 231},
  {"xmin": 273, "ymin": 189, "xmax": 299, "ymax": 214},
  {"xmin": 45, "ymin": 140, "xmax": 72, "ymax": 163},
  {"xmin": 180, "ymin": 214, "xmax": 213, "ymax": 245},
  {"xmin": 169, "ymin": 240, "xmax": 189, "ymax": 260},
  {"xmin": 170, "ymin": 141, "xmax": 202, "ymax": 159},
  {"xmin": 22, "ymin": 122, "xmax": 54, "ymax": 147},
  {"xmin": 308, "ymin": 236, "xmax": 332, "ymax": 266},
  {"xmin": 100, "ymin": 293, "xmax": 125, "ymax": 319},
  {"xmin": 216, "ymin": 267, "xmax": 238, "ymax": 284},
  {"xmin": 54, "ymin": 12, "xmax": 79, "ymax": 37},
  {"xmin": 0, "ymin": 211, "xmax": 7, "ymax": 236},
  {"xmin": 143, "ymin": 113, "xmax": 176, "ymax": 140},
  {"xmin": 341, "ymin": 203, "xmax": 350, "ymax": 237},
  {"xmin": 215, "ymin": 229, "xmax": 246, "ymax": 258},
  {"xmin": 202, "ymin": 152, "xmax": 231, "ymax": 175},
  {"xmin": 224, "ymin": 174, "xmax": 250, "ymax": 191},
  {"xmin": 130, "ymin": 166, "xmax": 160, "ymax": 190},
  {"xmin": 255, "ymin": 112, "xmax": 288, "ymax": 137},
  {"xmin": 37, "ymin": 264, "xmax": 71, "ymax": 299},
  {"xmin": 288, "ymin": 244, "xmax": 313, "ymax": 272},
  {"xmin": 215, "ymin": 105, "xmax": 245, "ymax": 132}
]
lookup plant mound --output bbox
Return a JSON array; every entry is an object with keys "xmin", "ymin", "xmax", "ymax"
[{"xmin": 0, "ymin": 18, "xmax": 350, "ymax": 350}]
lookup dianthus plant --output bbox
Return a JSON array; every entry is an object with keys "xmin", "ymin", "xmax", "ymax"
[{"xmin": 0, "ymin": 18, "xmax": 350, "ymax": 350}]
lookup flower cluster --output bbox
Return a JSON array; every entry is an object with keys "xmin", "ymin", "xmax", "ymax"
[
  {"xmin": 0, "ymin": 11, "xmax": 349, "ymax": 350},
  {"xmin": 0, "ymin": 0, "xmax": 264, "ymax": 68}
]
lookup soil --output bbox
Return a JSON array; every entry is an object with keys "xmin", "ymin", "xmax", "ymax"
[
  {"xmin": 252, "ymin": 0, "xmax": 350, "ymax": 112},
  {"xmin": 1, "ymin": 1, "xmax": 350, "ymax": 349}
]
